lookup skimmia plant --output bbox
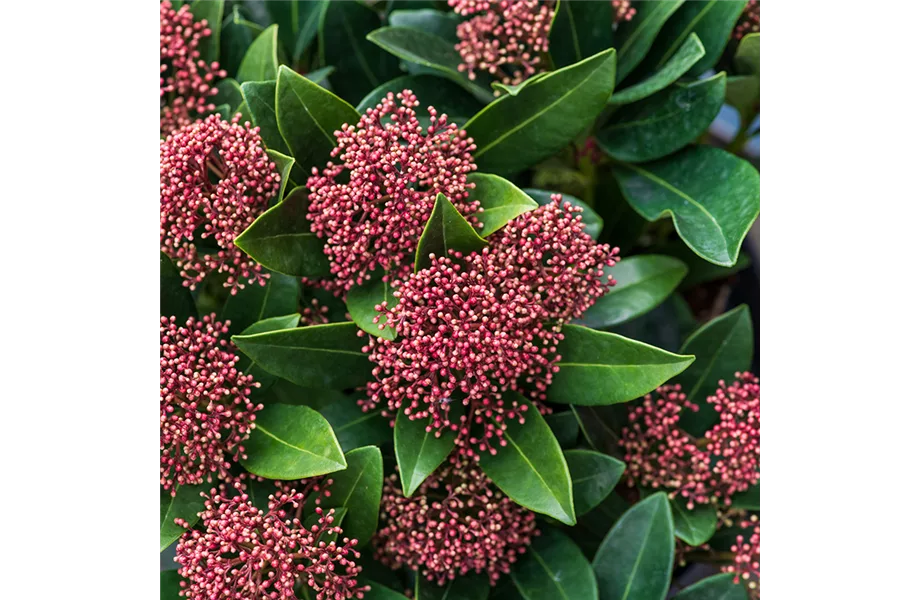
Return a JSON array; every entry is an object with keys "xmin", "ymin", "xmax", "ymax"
[{"xmin": 160, "ymin": 2, "xmax": 761, "ymax": 600}]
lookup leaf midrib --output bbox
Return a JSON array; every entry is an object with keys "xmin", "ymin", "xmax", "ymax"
[
  {"xmin": 618, "ymin": 1, "xmax": 673, "ymax": 57},
  {"xmin": 254, "ymin": 423, "xmax": 342, "ymax": 465},
  {"xmin": 501, "ymin": 431, "xmax": 571, "ymax": 522},
  {"xmin": 685, "ymin": 312, "xmax": 745, "ymax": 403},
  {"xmin": 620, "ymin": 515, "xmax": 654, "ymax": 600},
  {"xmin": 657, "ymin": 0, "xmax": 717, "ymax": 68},
  {"xmin": 237, "ymin": 342, "xmax": 364, "ymax": 357}
]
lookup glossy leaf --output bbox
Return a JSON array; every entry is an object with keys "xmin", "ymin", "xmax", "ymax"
[
  {"xmin": 467, "ymin": 173, "xmax": 538, "ymax": 237},
  {"xmin": 511, "ymin": 528, "xmax": 598, "ymax": 600},
  {"xmin": 345, "ymin": 271, "xmax": 397, "ymax": 341},
  {"xmin": 611, "ymin": 146, "xmax": 760, "ymax": 267},
  {"xmin": 579, "ymin": 255, "xmax": 688, "ymax": 329},
  {"xmin": 160, "ymin": 483, "xmax": 208, "ymax": 551},
  {"xmin": 232, "ymin": 322, "xmax": 372, "ymax": 390},
  {"xmin": 613, "ymin": 0, "xmax": 684, "ymax": 83},
  {"xmin": 242, "ymin": 403, "xmax": 346, "ymax": 479},
  {"xmin": 237, "ymin": 25, "xmax": 279, "ymax": 83},
  {"xmin": 671, "ymin": 498, "xmax": 718, "ymax": 546},
  {"xmin": 294, "ymin": 0, "xmax": 325, "ymax": 61},
  {"xmin": 276, "ymin": 65, "xmax": 360, "ymax": 177},
  {"xmin": 569, "ymin": 492, "xmax": 632, "ymax": 560},
  {"xmin": 356, "ymin": 74, "xmax": 484, "ymax": 126},
  {"xmin": 240, "ymin": 313, "xmax": 301, "ymax": 336},
  {"xmin": 676, "ymin": 305, "xmax": 753, "ymax": 435},
  {"xmin": 608, "ymin": 33, "xmax": 705, "ymax": 106},
  {"xmin": 734, "ymin": 33, "xmax": 760, "ymax": 77},
  {"xmin": 320, "ymin": 400, "xmax": 391, "ymax": 453},
  {"xmin": 566, "ymin": 450, "xmax": 626, "ymax": 517},
  {"xmin": 241, "ymin": 81, "xmax": 305, "ymax": 182},
  {"xmin": 266, "ymin": 149, "xmax": 295, "ymax": 198},
  {"xmin": 464, "ymin": 49, "xmax": 616, "ymax": 176},
  {"xmin": 221, "ymin": 6, "xmax": 262, "ymax": 77},
  {"xmin": 416, "ymin": 573, "xmax": 490, "ymax": 600},
  {"xmin": 673, "ymin": 574, "xmax": 748, "ymax": 600},
  {"xmin": 599, "ymin": 73, "xmax": 726, "ymax": 162},
  {"xmin": 415, "ymin": 193, "xmax": 488, "ymax": 271},
  {"xmin": 524, "ymin": 188, "xmax": 603, "ymax": 240},
  {"xmin": 235, "ymin": 187, "xmax": 331, "ymax": 278},
  {"xmin": 160, "ymin": 252, "xmax": 196, "ymax": 321},
  {"xmin": 479, "ymin": 395, "xmax": 576, "ymax": 525},
  {"xmin": 189, "ymin": 0, "xmax": 223, "ymax": 64},
  {"xmin": 491, "ymin": 72, "xmax": 552, "ymax": 97},
  {"xmin": 550, "ymin": 0, "xmax": 612, "ymax": 68},
  {"xmin": 549, "ymin": 325, "xmax": 695, "ymax": 406},
  {"xmin": 546, "ymin": 411, "xmax": 579, "ymax": 448},
  {"xmin": 389, "ymin": 8, "xmax": 460, "ymax": 40},
  {"xmin": 364, "ymin": 582, "xmax": 409, "ymax": 600},
  {"xmin": 593, "ymin": 492, "xmax": 674, "ymax": 600},
  {"xmin": 161, "ymin": 570, "xmax": 182, "ymax": 600},
  {"xmin": 395, "ymin": 404, "xmax": 461, "ymax": 497},
  {"xmin": 323, "ymin": 446, "xmax": 384, "ymax": 548},
  {"xmin": 220, "ymin": 271, "xmax": 299, "ymax": 336}
]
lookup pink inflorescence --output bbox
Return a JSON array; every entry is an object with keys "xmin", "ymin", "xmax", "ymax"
[
  {"xmin": 306, "ymin": 90, "xmax": 479, "ymax": 295},
  {"xmin": 620, "ymin": 373, "xmax": 761, "ymax": 509},
  {"xmin": 361, "ymin": 197, "xmax": 618, "ymax": 457},
  {"xmin": 374, "ymin": 455, "xmax": 537, "ymax": 586},
  {"xmin": 175, "ymin": 480, "xmax": 367, "ymax": 600},
  {"xmin": 612, "ymin": 1, "xmax": 636, "ymax": 23},
  {"xmin": 723, "ymin": 514, "xmax": 760, "ymax": 599},
  {"xmin": 734, "ymin": 0, "xmax": 760, "ymax": 40},
  {"xmin": 160, "ymin": 0, "xmax": 226, "ymax": 135},
  {"xmin": 160, "ymin": 315, "xmax": 262, "ymax": 494},
  {"xmin": 161, "ymin": 113, "xmax": 280, "ymax": 293},
  {"xmin": 449, "ymin": 0, "xmax": 555, "ymax": 90}
]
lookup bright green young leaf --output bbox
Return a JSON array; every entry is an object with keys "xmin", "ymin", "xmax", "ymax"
[
  {"xmin": 220, "ymin": 271, "xmax": 299, "ymax": 336},
  {"xmin": 235, "ymin": 187, "xmax": 331, "ymax": 278},
  {"xmin": 240, "ymin": 313, "xmax": 301, "ymax": 336},
  {"xmin": 323, "ymin": 446, "xmax": 384, "ymax": 548},
  {"xmin": 611, "ymin": 146, "xmax": 760, "ymax": 267},
  {"xmin": 524, "ymin": 188, "xmax": 603, "ymax": 240},
  {"xmin": 356, "ymin": 74, "xmax": 484, "ymax": 126},
  {"xmin": 189, "ymin": 0, "xmax": 224, "ymax": 64},
  {"xmin": 160, "ymin": 483, "xmax": 208, "ymax": 551},
  {"xmin": 415, "ymin": 193, "xmax": 488, "ymax": 271},
  {"xmin": 464, "ymin": 49, "xmax": 616, "ymax": 177},
  {"xmin": 161, "ymin": 570, "xmax": 182, "ymax": 599},
  {"xmin": 479, "ymin": 395, "xmax": 576, "ymax": 525},
  {"xmin": 395, "ymin": 404, "xmax": 461, "ymax": 497},
  {"xmin": 242, "ymin": 403, "xmax": 347, "ymax": 479},
  {"xmin": 320, "ymin": 400, "xmax": 391, "ymax": 454},
  {"xmin": 579, "ymin": 255, "xmax": 688, "ymax": 329},
  {"xmin": 511, "ymin": 528, "xmax": 598, "ymax": 600},
  {"xmin": 467, "ymin": 173, "xmax": 538, "ymax": 237},
  {"xmin": 671, "ymin": 498, "xmax": 718, "ymax": 546},
  {"xmin": 608, "ymin": 33, "xmax": 705, "ymax": 106},
  {"xmin": 593, "ymin": 492, "xmax": 675, "ymax": 600},
  {"xmin": 546, "ymin": 411, "xmax": 580, "ymax": 448},
  {"xmin": 566, "ymin": 449, "xmax": 626, "ymax": 516},
  {"xmin": 673, "ymin": 573, "xmax": 748, "ymax": 600},
  {"xmin": 416, "ymin": 573, "xmax": 490, "ymax": 600},
  {"xmin": 232, "ymin": 322, "xmax": 372, "ymax": 389},
  {"xmin": 613, "ymin": 0, "xmax": 684, "ymax": 83},
  {"xmin": 550, "ymin": 0, "xmax": 613, "ymax": 68},
  {"xmin": 266, "ymin": 149, "xmax": 295, "ymax": 198},
  {"xmin": 734, "ymin": 33, "xmax": 760, "ymax": 76},
  {"xmin": 160, "ymin": 252, "xmax": 196, "ymax": 321},
  {"xmin": 389, "ymin": 8, "xmax": 460, "ymax": 40},
  {"xmin": 548, "ymin": 325, "xmax": 695, "ymax": 405},
  {"xmin": 345, "ymin": 271, "xmax": 398, "ymax": 341},
  {"xmin": 237, "ymin": 24, "xmax": 280, "ymax": 83}
]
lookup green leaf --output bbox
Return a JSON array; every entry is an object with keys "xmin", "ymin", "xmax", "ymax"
[
  {"xmin": 524, "ymin": 188, "xmax": 603, "ymax": 240},
  {"xmin": 214, "ymin": 78, "xmax": 244, "ymax": 111},
  {"xmin": 320, "ymin": 400, "xmax": 391, "ymax": 453},
  {"xmin": 640, "ymin": 0, "xmax": 746, "ymax": 79},
  {"xmin": 734, "ymin": 33, "xmax": 760, "ymax": 77},
  {"xmin": 276, "ymin": 65, "xmax": 360, "ymax": 177},
  {"xmin": 572, "ymin": 404, "xmax": 628, "ymax": 457},
  {"xmin": 599, "ymin": 72, "xmax": 726, "ymax": 163},
  {"xmin": 237, "ymin": 24, "xmax": 280, "ymax": 83},
  {"xmin": 189, "ymin": 0, "xmax": 224, "ymax": 64},
  {"xmin": 294, "ymin": 0, "xmax": 325, "ymax": 61},
  {"xmin": 479, "ymin": 395, "xmax": 576, "ymax": 525},
  {"xmin": 364, "ymin": 581, "xmax": 410, "ymax": 600},
  {"xmin": 655, "ymin": 241, "xmax": 753, "ymax": 290},
  {"xmin": 324, "ymin": 446, "xmax": 384, "ymax": 548},
  {"xmin": 611, "ymin": 145, "xmax": 760, "ymax": 267},
  {"xmin": 569, "ymin": 491, "xmax": 632, "ymax": 560},
  {"xmin": 613, "ymin": 0, "xmax": 684, "ymax": 83},
  {"xmin": 242, "ymin": 403, "xmax": 347, "ymax": 479},
  {"xmin": 675, "ymin": 304, "xmax": 753, "ymax": 435},
  {"xmin": 232, "ymin": 322, "xmax": 372, "ymax": 389},
  {"xmin": 549, "ymin": 325, "xmax": 695, "ymax": 406},
  {"xmin": 220, "ymin": 271, "xmax": 299, "ymax": 336},
  {"xmin": 389, "ymin": 8, "xmax": 460, "ymax": 40},
  {"xmin": 266, "ymin": 149, "xmax": 295, "ymax": 198},
  {"xmin": 240, "ymin": 80, "xmax": 295, "ymax": 170},
  {"xmin": 240, "ymin": 313, "xmax": 301, "ymax": 336},
  {"xmin": 608, "ymin": 33, "xmax": 705, "ymax": 106},
  {"xmin": 356, "ymin": 74, "xmax": 484, "ymax": 126},
  {"xmin": 511, "ymin": 528, "xmax": 598, "ymax": 600},
  {"xmin": 578, "ymin": 255, "xmax": 688, "ymax": 329},
  {"xmin": 161, "ymin": 570, "xmax": 182, "ymax": 600},
  {"xmin": 395, "ymin": 404, "xmax": 460, "ymax": 497},
  {"xmin": 550, "ymin": 0, "xmax": 612, "ymax": 68},
  {"xmin": 235, "ymin": 186, "xmax": 332, "ymax": 278},
  {"xmin": 306, "ymin": 65, "xmax": 336, "ymax": 84},
  {"xmin": 464, "ymin": 49, "xmax": 616, "ymax": 177},
  {"xmin": 160, "ymin": 252, "xmax": 196, "ymax": 321},
  {"xmin": 546, "ymin": 411, "xmax": 579, "ymax": 448},
  {"xmin": 466, "ymin": 173, "xmax": 538, "ymax": 237},
  {"xmin": 725, "ymin": 75, "xmax": 759, "ymax": 127},
  {"xmin": 221, "ymin": 6, "xmax": 262, "ymax": 78},
  {"xmin": 415, "ymin": 193, "xmax": 488, "ymax": 271},
  {"xmin": 671, "ymin": 498, "xmax": 718, "ymax": 546},
  {"xmin": 319, "ymin": 0, "xmax": 401, "ymax": 104},
  {"xmin": 673, "ymin": 573, "xmax": 748, "ymax": 600},
  {"xmin": 490, "ymin": 72, "xmax": 552, "ymax": 97},
  {"xmin": 593, "ymin": 492, "xmax": 674, "ymax": 600},
  {"xmin": 160, "ymin": 483, "xmax": 208, "ymax": 551},
  {"xmin": 416, "ymin": 573, "xmax": 490, "ymax": 600},
  {"xmin": 566, "ymin": 449, "xmax": 626, "ymax": 517},
  {"xmin": 345, "ymin": 271, "xmax": 398, "ymax": 341},
  {"xmin": 731, "ymin": 483, "xmax": 759, "ymax": 510}
]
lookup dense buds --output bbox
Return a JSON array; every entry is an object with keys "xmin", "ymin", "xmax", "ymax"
[
  {"xmin": 612, "ymin": 1, "xmax": 636, "ymax": 23},
  {"xmin": 374, "ymin": 455, "xmax": 537, "ymax": 585},
  {"xmin": 361, "ymin": 197, "xmax": 618, "ymax": 457},
  {"xmin": 449, "ymin": 0, "xmax": 554, "ymax": 90},
  {"xmin": 175, "ymin": 480, "xmax": 366, "ymax": 600},
  {"xmin": 160, "ymin": 0, "xmax": 226, "ymax": 134},
  {"xmin": 307, "ymin": 90, "xmax": 479, "ymax": 294},
  {"xmin": 620, "ymin": 373, "xmax": 760, "ymax": 508},
  {"xmin": 734, "ymin": 0, "xmax": 760, "ymax": 40},
  {"xmin": 160, "ymin": 315, "xmax": 262, "ymax": 494},
  {"xmin": 161, "ymin": 114, "xmax": 280, "ymax": 293},
  {"xmin": 723, "ymin": 515, "xmax": 760, "ymax": 599}
]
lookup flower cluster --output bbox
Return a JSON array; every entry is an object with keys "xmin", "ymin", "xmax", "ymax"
[
  {"xmin": 306, "ymin": 90, "xmax": 479, "ymax": 294},
  {"xmin": 374, "ymin": 454, "xmax": 537, "ymax": 586},
  {"xmin": 723, "ymin": 514, "xmax": 760, "ymax": 599},
  {"xmin": 160, "ymin": 315, "xmax": 262, "ymax": 494},
  {"xmin": 734, "ymin": 0, "xmax": 760, "ymax": 40},
  {"xmin": 175, "ymin": 480, "xmax": 367, "ymax": 600},
  {"xmin": 612, "ymin": 1, "xmax": 636, "ymax": 23},
  {"xmin": 620, "ymin": 373, "xmax": 761, "ymax": 508},
  {"xmin": 160, "ymin": 0, "xmax": 226, "ymax": 135},
  {"xmin": 361, "ymin": 197, "xmax": 618, "ymax": 457},
  {"xmin": 449, "ymin": 0, "xmax": 555, "ymax": 90},
  {"xmin": 161, "ymin": 113, "xmax": 280, "ymax": 293}
]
